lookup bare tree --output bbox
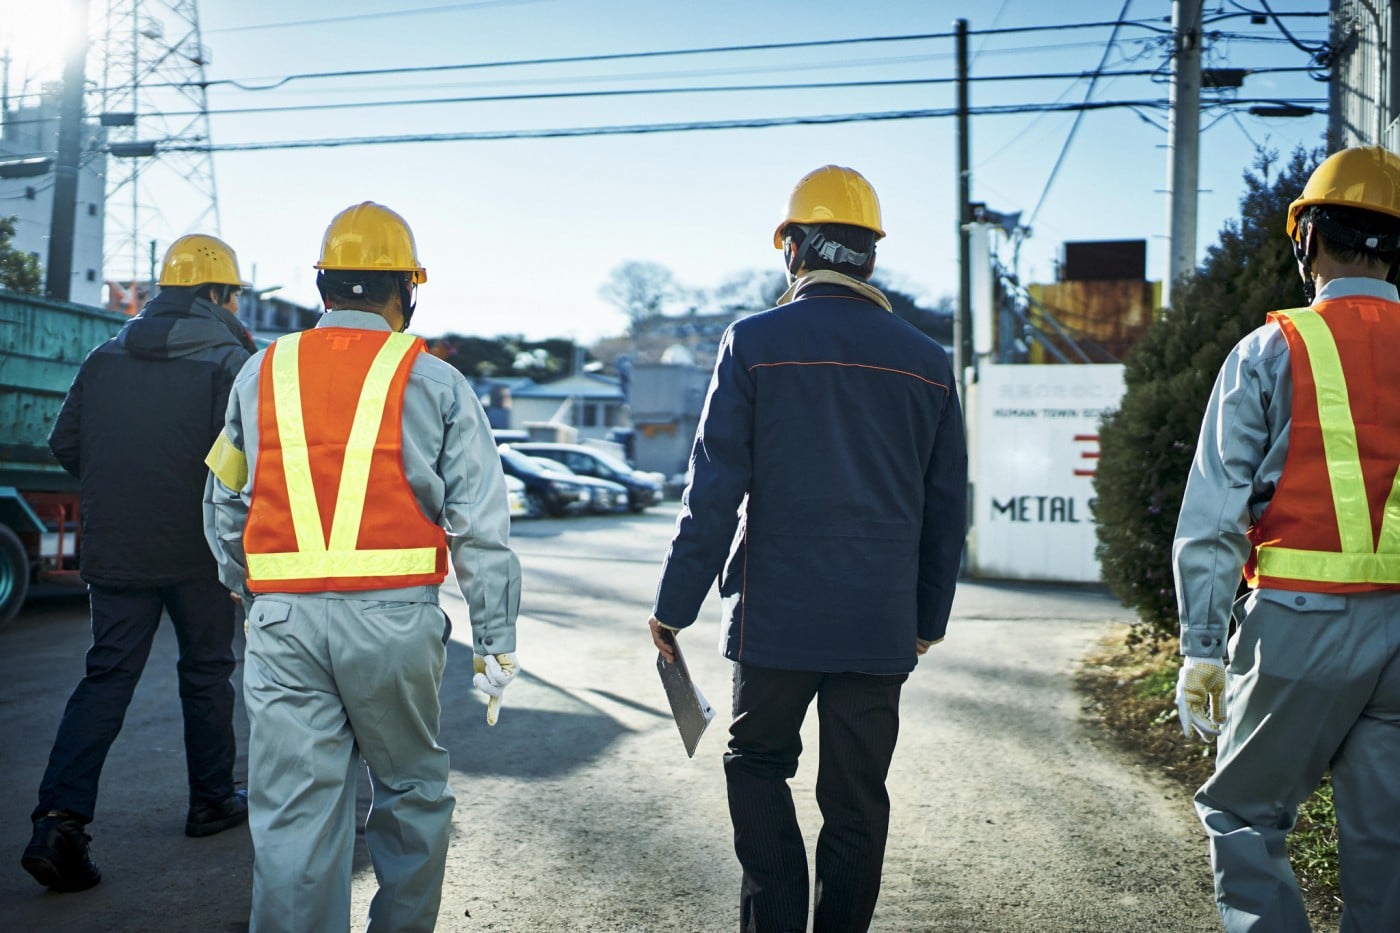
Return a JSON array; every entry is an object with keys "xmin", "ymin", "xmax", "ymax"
[{"xmin": 599, "ymin": 261, "xmax": 680, "ymax": 332}]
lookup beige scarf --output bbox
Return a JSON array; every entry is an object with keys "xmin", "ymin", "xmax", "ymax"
[{"xmin": 775, "ymin": 270, "xmax": 892, "ymax": 312}]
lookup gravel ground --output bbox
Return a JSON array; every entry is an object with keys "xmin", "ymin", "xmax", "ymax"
[{"xmin": 2, "ymin": 514, "xmax": 1238, "ymax": 931}]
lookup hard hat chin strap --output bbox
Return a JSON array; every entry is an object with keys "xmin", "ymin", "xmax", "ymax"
[
  {"xmin": 398, "ymin": 277, "xmax": 416, "ymax": 330},
  {"xmin": 787, "ymin": 223, "xmax": 870, "ymax": 276},
  {"xmin": 1293, "ymin": 233, "xmax": 1316, "ymax": 305},
  {"xmin": 1295, "ymin": 214, "xmax": 1400, "ymax": 302}
]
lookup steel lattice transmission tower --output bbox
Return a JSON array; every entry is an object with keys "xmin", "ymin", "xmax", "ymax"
[{"xmin": 95, "ymin": 0, "xmax": 220, "ymax": 292}]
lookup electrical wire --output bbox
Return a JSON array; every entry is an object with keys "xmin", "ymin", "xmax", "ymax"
[
  {"xmin": 145, "ymin": 69, "xmax": 1227, "ymax": 119},
  {"xmin": 0, "ymin": 63, "xmax": 1317, "ymax": 131},
  {"xmin": 1253, "ymin": 0, "xmax": 1330, "ymax": 55},
  {"xmin": 1027, "ymin": 0, "xmax": 1134, "ymax": 228},
  {"xmin": 178, "ymin": 20, "xmax": 1200, "ymax": 92},
  {"xmin": 204, "ymin": 0, "xmax": 553, "ymax": 34},
  {"xmin": 140, "ymin": 97, "xmax": 1326, "ymax": 153}
]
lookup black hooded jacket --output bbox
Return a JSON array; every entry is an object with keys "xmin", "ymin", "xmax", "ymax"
[{"xmin": 48, "ymin": 288, "xmax": 257, "ymax": 587}]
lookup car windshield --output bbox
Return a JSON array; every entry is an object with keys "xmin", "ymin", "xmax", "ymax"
[
  {"xmin": 588, "ymin": 451, "xmax": 633, "ymax": 475},
  {"xmin": 525, "ymin": 445, "xmax": 632, "ymax": 477},
  {"xmin": 499, "ymin": 446, "xmax": 548, "ymax": 475},
  {"xmin": 529, "ymin": 456, "xmax": 576, "ymax": 475}
]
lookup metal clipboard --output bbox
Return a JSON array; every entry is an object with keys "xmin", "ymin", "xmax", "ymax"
[{"xmin": 656, "ymin": 635, "xmax": 715, "ymax": 758}]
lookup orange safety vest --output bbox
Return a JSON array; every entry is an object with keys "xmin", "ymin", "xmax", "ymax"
[
  {"xmin": 1246, "ymin": 297, "xmax": 1400, "ymax": 592},
  {"xmin": 243, "ymin": 328, "xmax": 448, "ymax": 593}
]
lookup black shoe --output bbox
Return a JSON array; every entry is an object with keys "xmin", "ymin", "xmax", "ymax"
[
  {"xmin": 21, "ymin": 812, "xmax": 102, "ymax": 893},
  {"xmin": 185, "ymin": 789, "xmax": 248, "ymax": 838}
]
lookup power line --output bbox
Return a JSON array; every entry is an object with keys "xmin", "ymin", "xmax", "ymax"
[
  {"xmin": 0, "ymin": 63, "xmax": 1319, "ymax": 133},
  {"xmin": 1028, "ymin": 0, "xmax": 1134, "ymax": 228},
  {"xmin": 180, "ymin": 19, "xmax": 1248, "ymax": 92},
  {"xmin": 129, "ymin": 66, "xmax": 1314, "ymax": 120},
  {"xmin": 142, "ymin": 97, "xmax": 1326, "ymax": 153},
  {"xmin": 1251, "ymin": 0, "xmax": 1330, "ymax": 55},
  {"xmin": 204, "ymin": 0, "xmax": 553, "ymax": 33}
]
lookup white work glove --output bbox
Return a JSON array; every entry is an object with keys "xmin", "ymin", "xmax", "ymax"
[
  {"xmin": 1176, "ymin": 656, "xmax": 1227, "ymax": 741},
  {"xmin": 473, "ymin": 653, "xmax": 518, "ymax": 726}
]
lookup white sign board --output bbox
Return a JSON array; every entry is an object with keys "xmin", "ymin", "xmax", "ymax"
[{"xmin": 968, "ymin": 363, "xmax": 1125, "ymax": 583}]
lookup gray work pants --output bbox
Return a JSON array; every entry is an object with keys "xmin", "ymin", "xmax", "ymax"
[
  {"xmin": 243, "ymin": 594, "xmax": 454, "ymax": 933},
  {"xmin": 1195, "ymin": 589, "xmax": 1400, "ymax": 932}
]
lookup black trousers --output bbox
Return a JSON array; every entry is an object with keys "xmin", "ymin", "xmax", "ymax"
[
  {"xmin": 725, "ymin": 662, "xmax": 908, "ymax": 933},
  {"xmin": 34, "ymin": 579, "xmax": 237, "ymax": 823}
]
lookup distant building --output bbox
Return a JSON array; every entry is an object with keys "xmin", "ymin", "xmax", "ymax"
[
  {"xmin": 100, "ymin": 279, "xmax": 320, "ymax": 340},
  {"xmin": 485, "ymin": 372, "xmax": 629, "ymax": 443},
  {"xmin": 239, "ymin": 293, "xmax": 321, "ymax": 340},
  {"xmin": 628, "ymin": 359, "xmax": 712, "ymax": 480},
  {"xmin": 0, "ymin": 91, "xmax": 107, "ymax": 307},
  {"xmin": 1025, "ymin": 239, "xmax": 1160, "ymax": 364}
]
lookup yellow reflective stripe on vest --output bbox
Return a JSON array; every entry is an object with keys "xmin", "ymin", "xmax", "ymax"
[
  {"xmin": 247, "ymin": 547, "xmax": 439, "ymax": 582},
  {"xmin": 270, "ymin": 333, "xmax": 323, "ymax": 552},
  {"xmin": 1254, "ymin": 547, "xmax": 1400, "ymax": 584},
  {"xmin": 1256, "ymin": 308, "xmax": 1400, "ymax": 583},
  {"xmin": 328, "ymin": 334, "xmax": 416, "ymax": 552},
  {"xmin": 1377, "ymin": 469, "xmax": 1400, "ymax": 553},
  {"xmin": 261, "ymin": 330, "xmax": 419, "ymax": 578},
  {"xmin": 1283, "ymin": 308, "xmax": 1372, "ymax": 553}
]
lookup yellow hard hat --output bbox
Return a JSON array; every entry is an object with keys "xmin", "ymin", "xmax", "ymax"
[
  {"xmin": 158, "ymin": 234, "xmax": 245, "ymax": 287},
  {"xmin": 314, "ymin": 201, "xmax": 427, "ymax": 284},
  {"xmin": 1287, "ymin": 146, "xmax": 1400, "ymax": 241},
  {"xmin": 773, "ymin": 165, "xmax": 885, "ymax": 249}
]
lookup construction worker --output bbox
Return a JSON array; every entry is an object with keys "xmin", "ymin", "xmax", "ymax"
[
  {"xmin": 203, "ymin": 201, "xmax": 521, "ymax": 932},
  {"xmin": 23, "ymin": 235, "xmax": 256, "ymax": 893},
  {"xmin": 1173, "ymin": 146, "xmax": 1400, "ymax": 931},
  {"xmin": 648, "ymin": 165, "xmax": 967, "ymax": 933}
]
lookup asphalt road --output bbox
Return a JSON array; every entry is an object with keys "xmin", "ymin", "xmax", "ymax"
[{"xmin": 1, "ymin": 510, "xmax": 1230, "ymax": 932}]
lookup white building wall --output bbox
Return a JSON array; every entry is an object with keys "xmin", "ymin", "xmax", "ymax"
[
  {"xmin": 0, "ymin": 98, "xmax": 107, "ymax": 307},
  {"xmin": 966, "ymin": 363, "xmax": 1125, "ymax": 584}
]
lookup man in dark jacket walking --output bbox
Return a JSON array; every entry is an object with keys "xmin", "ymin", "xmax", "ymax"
[
  {"xmin": 648, "ymin": 165, "xmax": 967, "ymax": 933},
  {"xmin": 21, "ymin": 234, "xmax": 257, "ymax": 893}
]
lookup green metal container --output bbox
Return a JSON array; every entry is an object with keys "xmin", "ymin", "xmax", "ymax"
[{"xmin": 0, "ymin": 291, "xmax": 126, "ymax": 491}]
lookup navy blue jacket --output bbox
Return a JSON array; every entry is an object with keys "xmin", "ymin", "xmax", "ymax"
[
  {"xmin": 48, "ymin": 288, "xmax": 256, "ymax": 587},
  {"xmin": 653, "ymin": 280, "xmax": 967, "ymax": 674}
]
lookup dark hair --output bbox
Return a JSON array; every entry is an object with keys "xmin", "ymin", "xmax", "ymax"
[
  {"xmin": 316, "ymin": 270, "xmax": 401, "ymax": 307},
  {"xmin": 197, "ymin": 282, "xmax": 240, "ymax": 305},
  {"xmin": 1299, "ymin": 204, "xmax": 1400, "ymax": 266},
  {"xmin": 784, "ymin": 222, "xmax": 877, "ymax": 276}
]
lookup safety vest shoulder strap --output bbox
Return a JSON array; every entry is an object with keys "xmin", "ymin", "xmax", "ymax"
[{"xmin": 1273, "ymin": 307, "xmax": 1372, "ymax": 553}]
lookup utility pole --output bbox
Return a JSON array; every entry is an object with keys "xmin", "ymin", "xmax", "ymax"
[
  {"xmin": 1163, "ymin": 0, "xmax": 1203, "ymax": 310},
  {"xmin": 47, "ymin": 0, "xmax": 92, "ymax": 301},
  {"xmin": 955, "ymin": 18, "xmax": 972, "ymax": 397}
]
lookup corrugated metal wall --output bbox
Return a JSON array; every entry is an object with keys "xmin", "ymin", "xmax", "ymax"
[{"xmin": 1331, "ymin": 0, "xmax": 1399, "ymax": 149}]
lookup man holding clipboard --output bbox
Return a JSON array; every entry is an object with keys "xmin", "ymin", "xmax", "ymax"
[{"xmin": 646, "ymin": 166, "xmax": 967, "ymax": 933}]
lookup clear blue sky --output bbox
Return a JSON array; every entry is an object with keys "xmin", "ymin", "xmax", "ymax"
[{"xmin": 5, "ymin": 1, "xmax": 1329, "ymax": 341}]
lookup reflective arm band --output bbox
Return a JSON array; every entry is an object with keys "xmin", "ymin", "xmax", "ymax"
[{"xmin": 205, "ymin": 429, "xmax": 248, "ymax": 491}]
